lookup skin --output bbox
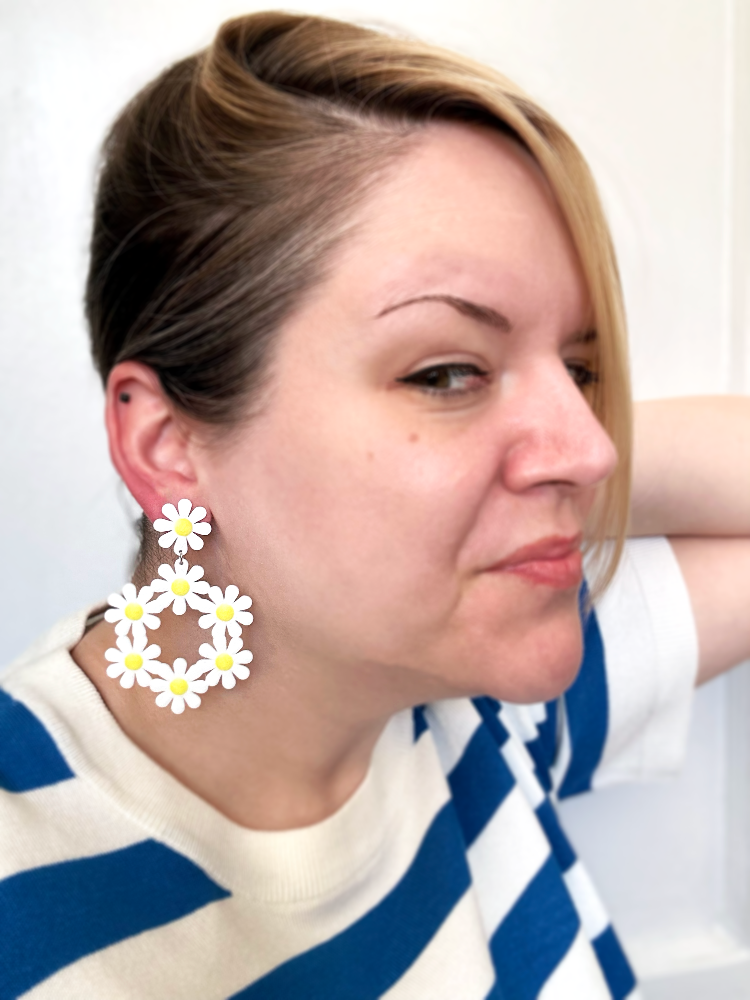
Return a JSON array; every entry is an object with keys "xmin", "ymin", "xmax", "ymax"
[
  {"xmin": 630, "ymin": 398, "xmax": 750, "ymax": 683},
  {"xmin": 73, "ymin": 123, "xmax": 750, "ymax": 830}
]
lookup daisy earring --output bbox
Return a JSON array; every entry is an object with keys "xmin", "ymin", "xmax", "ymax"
[
  {"xmin": 103, "ymin": 498, "xmax": 254, "ymax": 713},
  {"xmin": 151, "ymin": 557, "xmax": 210, "ymax": 615},
  {"xmin": 153, "ymin": 499, "xmax": 211, "ymax": 557},
  {"xmin": 198, "ymin": 584, "xmax": 254, "ymax": 645},
  {"xmin": 196, "ymin": 633, "xmax": 253, "ymax": 690},
  {"xmin": 148, "ymin": 658, "xmax": 209, "ymax": 714},
  {"xmin": 104, "ymin": 582, "xmax": 162, "ymax": 637},
  {"xmin": 105, "ymin": 633, "xmax": 163, "ymax": 689}
]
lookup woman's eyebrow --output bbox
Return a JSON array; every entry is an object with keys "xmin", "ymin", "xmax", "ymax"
[
  {"xmin": 566, "ymin": 329, "xmax": 598, "ymax": 345},
  {"xmin": 377, "ymin": 294, "xmax": 512, "ymax": 331}
]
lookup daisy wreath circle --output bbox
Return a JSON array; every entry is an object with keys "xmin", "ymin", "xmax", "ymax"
[{"xmin": 103, "ymin": 500, "xmax": 254, "ymax": 713}]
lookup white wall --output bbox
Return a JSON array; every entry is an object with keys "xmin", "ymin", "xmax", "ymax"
[{"xmin": 1, "ymin": 0, "xmax": 748, "ymax": 992}]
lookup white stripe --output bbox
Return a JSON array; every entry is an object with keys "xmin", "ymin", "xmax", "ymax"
[
  {"xmin": 537, "ymin": 927, "xmax": 611, "ymax": 999},
  {"xmin": 549, "ymin": 697, "xmax": 572, "ymax": 797},
  {"xmin": 24, "ymin": 896, "xmax": 241, "ymax": 1000},
  {"xmin": 467, "ymin": 784, "xmax": 550, "ymax": 935},
  {"xmin": 527, "ymin": 701, "xmax": 549, "ymax": 725},
  {"xmin": 426, "ymin": 699, "xmax": 483, "ymax": 774},
  {"xmin": 0, "ymin": 780, "xmax": 146, "ymax": 881},
  {"xmin": 563, "ymin": 861, "xmax": 610, "ymax": 940},
  {"xmin": 381, "ymin": 889, "xmax": 496, "ymax": 1000},
  {"xmin": 500, "ymin": 702, "xmax": 542, "ymax": 744},
  {"xmin": 501, "ymin": 736, "xmax": 545, "ymax": 809},
  {"xmin": 27, "ymin": 889, "xmax": 497, "ymax": 1000}
]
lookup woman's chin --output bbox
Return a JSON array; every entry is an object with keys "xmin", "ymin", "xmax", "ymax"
[{"xmin": 429, "ymin": 614, "xmax": 585, "ymax": 705}]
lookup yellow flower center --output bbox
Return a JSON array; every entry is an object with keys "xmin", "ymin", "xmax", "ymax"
[
  {"xmin": 216, "ymin": 604, "xmax": 234, "ymax": 622},
  {"xmin": 171, "ymin": 578, "xmax": 190, "ymax": 596},
  {"xmin": 124, "ymin": 603, "xmax": 143, "ymax": 621},
  {"xmin": 124, "ymin": 653, "xmax": 143, "ymax": 671},
  {"xmin": 170, "ymin": 678, "xmax": 189, "ymax": 696},
  {"xmin": 174, "ymin": 518, "xmax": 193, "ymax": 537},
  {"xmin": 215, "ymin": 654, "xmax": 233, "ymax": 671}
]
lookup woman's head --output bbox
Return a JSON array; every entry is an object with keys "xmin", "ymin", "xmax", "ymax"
[{"xmin": 90, "ymin": 13, "xmax": 629, "ymax": 703}]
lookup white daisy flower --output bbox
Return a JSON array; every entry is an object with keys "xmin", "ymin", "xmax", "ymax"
[
  {"xmin": 149, "ymin": 658, "xmax": 208, "ymax": 714},
  {"xmin": 197, "ymin": 584, "xmax": 253, "ymax": 641},
  {"xmin": 153, "ymin": 499, "xmax": 211, "ymax": 557},
  {"xmin": 151, "ymin": 558, "xmax": 210, "ymax": 615},
  {"xmin": 104, "ymin": 633, "xmax": 162, "ymax": 689},
  {"xmin": 196, "ymin": 634, "xmax": 253, "ymax": 690},
  {"xmin": 105, "ymin": 582, "xmax": 162, "ymax": 637}
]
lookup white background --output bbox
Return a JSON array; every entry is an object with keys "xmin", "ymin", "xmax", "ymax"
[{"xmin": 1, "ymin": 0, "xmax": 749, "ymax": 994}]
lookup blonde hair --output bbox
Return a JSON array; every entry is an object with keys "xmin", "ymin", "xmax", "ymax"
[{"xmin": 87, "ymin": 12, "xmax": 631, "ymax": 590}]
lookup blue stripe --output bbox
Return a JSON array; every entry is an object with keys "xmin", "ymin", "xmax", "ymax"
[
  {"xmin": 534, "ymin": 799, "xmax": 576, "ymax": 872},
  {"xmin": 231, "ymin": 803, "xmax": 471, "ymax": 1000},
  {"xmin": 592, "ymin": 926, "xmax": 636, "ymax": 1000},
  {"xmin": 484, "ymin": 980, "xmax": 508, "ymax": 1000},
  {"xmin": 536, "ymin": 699, "xmax": 558, "ymax": 771},
  {"xmin": 522, "ymin": 736, "xmax": 553, "ymax": 792},
  {"xmin": 473, "ymin": 697, "xmax": 510, "ymax": 749},
  {"xmin": 489, "ymin": 855, "xmax": 580, "ymax": 1000},
  {"xmin": 0, "ymin": 688, "xmax": 74, "ymax": 792},
  {"xmin": 413, "ymin": 705, "xmax": 428, "ymax": 741},
  {"xmin": 558, "ymin": 586, "xmax": 609, "ymax": 799},
  {"xmin": 0, "ymin": 839, "xmax": 230, "ymax": 998},
  {"xmin": 448, "ymin": 723, "xmax": 516, "ymax": 847}
]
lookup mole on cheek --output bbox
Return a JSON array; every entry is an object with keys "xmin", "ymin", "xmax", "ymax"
[{"xmin": 408, "ymin": 433, "xmax": 419, "ymax": 443}]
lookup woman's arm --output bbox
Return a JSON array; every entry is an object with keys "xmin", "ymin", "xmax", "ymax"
[
  {"xmin": 630, "ymin": 397, "xmax": 750, "ymax": 685},
  {"xmin": 630, "ymin": 396, "xmax": 750, "ymax": 537}
]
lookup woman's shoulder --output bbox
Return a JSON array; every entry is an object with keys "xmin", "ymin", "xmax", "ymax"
[
  {"xmin": 0, "ymin": 607, "xmax": 118, "ymax": 881},
  {"xmin": 3, "ymin": 607, "xmax": 95, "ymax": 679},
  {"xmin": 1, "ymin": 608, "xmax": 94, "ymax": 791}
]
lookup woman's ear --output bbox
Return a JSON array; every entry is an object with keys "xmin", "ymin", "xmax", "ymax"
[{"xmin": 105, "ymin": 361, "xmax": 204, "ymax": 523}]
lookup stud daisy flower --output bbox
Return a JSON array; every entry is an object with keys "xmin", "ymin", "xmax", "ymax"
[
  {"xmin": 151, "ymin": 558, "xmax": 210, "ymax": 615},
  {"xmin": 153, "ymin": 499, "xmax": 211, "ymax": 557},
  {"xmin": 196, "ymin": 634, "xmax": 253, "ymax": 690},
  {"xmin": 104, "ymin": 633, "xmax": 162, "ymax": 689},
  {"xmin": 105, "ymin": 583, "xmax": 162, "ymax": 637},
  {"xmin": 149, "ymin": 658, "xmax": 208, "ymax": 714},
  {"xmin": 198, "ymin": 585, "xmax": 253, "ymax": 641}
]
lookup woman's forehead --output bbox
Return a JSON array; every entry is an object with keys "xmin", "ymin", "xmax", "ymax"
[
  {"xmin": 353, "ymin": 123, "xmax": 556, "ymax": 236},
  {"xmin": 332, "ymin": 125, "xmax": 572, "ymax": 274},
  {"xmin": 318, "ymin": 126, "xmax": 587, "ymax": 327}
]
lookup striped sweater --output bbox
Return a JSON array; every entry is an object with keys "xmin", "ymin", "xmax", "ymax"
[{"xmin": 0, "ymin": 537, "xmax": 697, "ymax": 999}]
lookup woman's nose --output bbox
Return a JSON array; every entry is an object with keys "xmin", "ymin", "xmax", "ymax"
[{"xmin": 500, "ymin": 367, "xmax": 619, "ymax": 495}]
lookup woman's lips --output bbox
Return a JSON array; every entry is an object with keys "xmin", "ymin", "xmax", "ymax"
[{"xmin": 487, "ymin": 535, "xmax": 583, "ymax": 589}]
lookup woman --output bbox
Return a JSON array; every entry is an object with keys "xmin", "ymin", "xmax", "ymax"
[{"xmin": 1, "ymin": 12, "xmax": 749, "ymax": 999}]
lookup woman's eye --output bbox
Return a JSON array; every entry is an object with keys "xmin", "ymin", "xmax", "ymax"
[
  {"xmin": 565, "ymin": 361, "xmax": 599, "ymax": 391},
  {"xmin": 397, "ymin": 363, "xmax": 490, "ymax": 395}
]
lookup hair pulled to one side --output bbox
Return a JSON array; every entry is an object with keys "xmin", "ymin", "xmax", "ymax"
[{"xmin": 87, "ymin": 11, "xmax": 632, "ymax": 590}]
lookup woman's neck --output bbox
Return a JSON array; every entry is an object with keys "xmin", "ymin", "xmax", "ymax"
[{"xmin": 70, "ymin": 608, "xmax": 433, "ymax": 831}]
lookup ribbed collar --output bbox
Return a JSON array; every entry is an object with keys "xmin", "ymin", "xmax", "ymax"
[{"xmin": 3, "ymin": 608, "xmax": 416, "ymax": 902}]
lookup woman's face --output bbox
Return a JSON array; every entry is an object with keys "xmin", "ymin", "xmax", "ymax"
[{"xmin": 203, "ymin": 123, "xmax": 617, "ymax": 705}]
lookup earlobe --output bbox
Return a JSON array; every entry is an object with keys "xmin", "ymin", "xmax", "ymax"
[{"xmin": 105, "ymin": 361, "xmax": 204, "ymax": 523}]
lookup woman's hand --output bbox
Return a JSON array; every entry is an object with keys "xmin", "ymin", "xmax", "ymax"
[{"xmin": 631, "ymin": 396, "xmax": 750, "ymax": 684}]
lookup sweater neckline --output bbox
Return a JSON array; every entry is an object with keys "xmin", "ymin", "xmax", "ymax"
[{"xmin": 3, "ymin": 606, "xmax": 416, "ymax": 902}]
